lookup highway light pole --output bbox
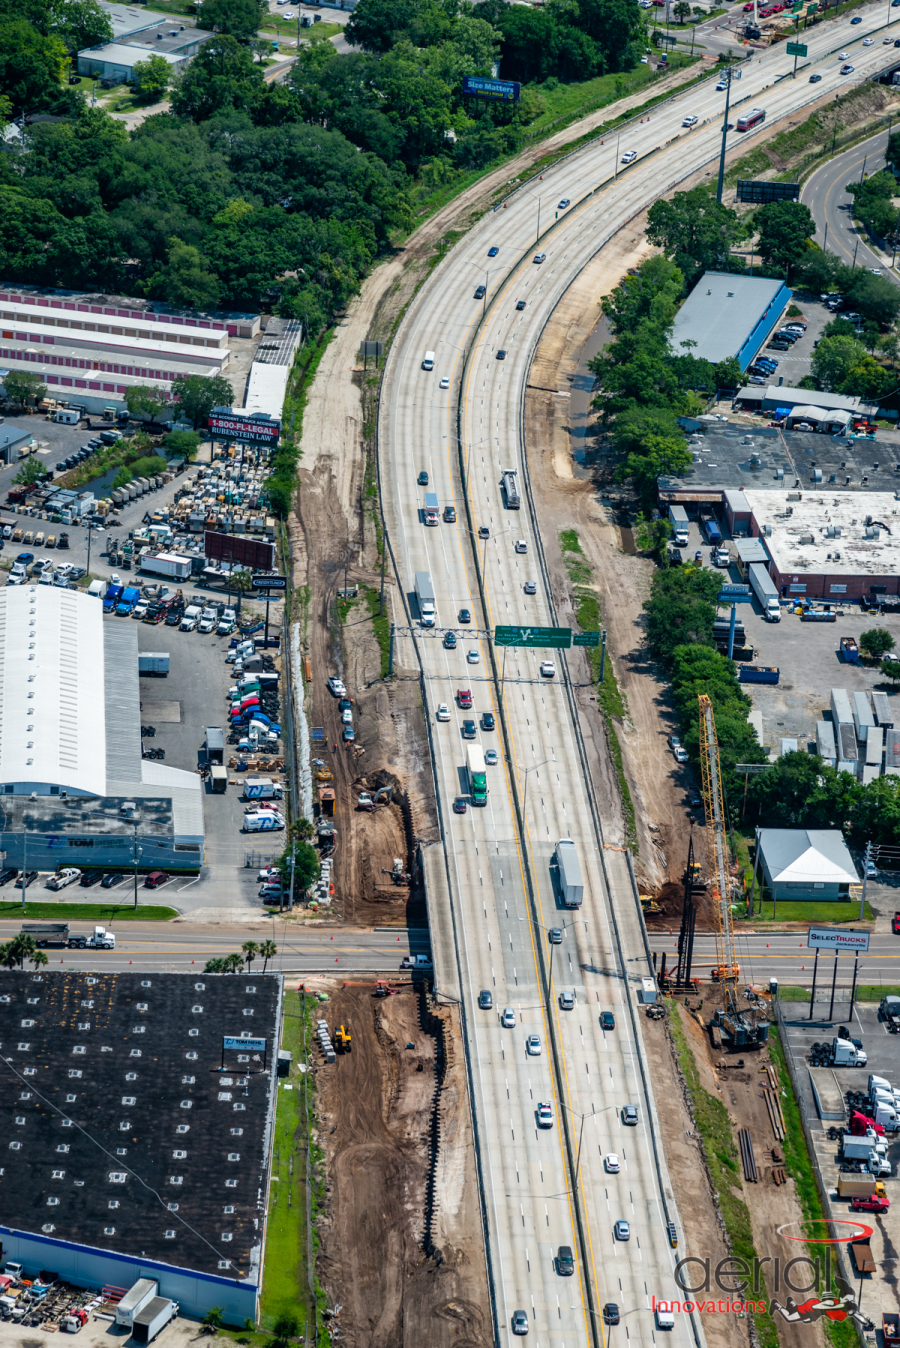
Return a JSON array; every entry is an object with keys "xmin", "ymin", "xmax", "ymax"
[
  {"xmin": 561, "ymin": 1101, "xmax": 596, "ymax": 1190},
  {"xmin": 716, "ymin": 65, "xmax": 734, "ymax": 204}
]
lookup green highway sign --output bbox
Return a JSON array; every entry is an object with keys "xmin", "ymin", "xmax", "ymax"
[
  {"xmin": 786, "ymin": 40, "xmax": 807, "ymax": 54},
  {"xmin": 573, "ymin": 631, "xmax": 600, "ymax": 647},
  {"xmin": 495, "ymin": 625, "xmax": 572, "ymax": 649}
]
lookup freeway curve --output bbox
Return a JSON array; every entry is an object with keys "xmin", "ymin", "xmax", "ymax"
[
  {"xmin": 804, "ymin": 124, "xmax": 897, "ymax": 274},
  {"xmin": 378, "ymin": 16, "xmax": 900, "ymax": 1348}
]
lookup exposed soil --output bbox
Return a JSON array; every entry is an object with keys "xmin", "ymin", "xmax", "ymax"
[{"xmin": 310, "ymin": 978, "xmax": 491, "ymax": 1348}]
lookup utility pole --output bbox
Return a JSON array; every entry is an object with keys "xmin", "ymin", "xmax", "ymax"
[
  {"xmin": 132, "ymin": 820, "xmax": 142, "ymax": 911},
  {"xmin": 716, "ymin": 66, "xmax": 734, "ymax": 204},
  {"xmin": 859, "ymin": 840, "xmax": 872, "ymax": 920}
]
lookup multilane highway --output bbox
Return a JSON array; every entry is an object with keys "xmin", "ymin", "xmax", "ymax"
[{"xmin": 378, "ymin": 11, "xmax": 900, "ymax": 1347}]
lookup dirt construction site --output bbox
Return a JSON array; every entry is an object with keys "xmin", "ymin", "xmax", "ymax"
[{"xmin": 303, "ymin": 978, "xmax": 490, "ymax": 1348}]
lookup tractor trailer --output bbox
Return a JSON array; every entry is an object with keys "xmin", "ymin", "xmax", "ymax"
[
  {"xmin": 415, "ymin": 571, "xmax": 436, "ymax": 626},
  {"xmin": 556, "ymin": 838, "xmax": 584, "ymax": 907},
  {"xmin": 466, "ymin": 744, "xmax": 488, "ymax": 806},
  {"xmin": 748, "ymin": 563, "xmax": 781, "ymax": 621}
]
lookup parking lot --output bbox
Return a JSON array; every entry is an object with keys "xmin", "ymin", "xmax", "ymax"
[
  {"xmin": 780, "ymin": 1002, "xmax": 900, "ymax": 1326},
  {"xmin": 744, "ymin": 296, "xmax": 832, "ymax": 390}
]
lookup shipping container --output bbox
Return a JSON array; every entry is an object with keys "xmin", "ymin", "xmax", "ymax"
[
  {"xmin": 738, "ymin": 666, "xmax": 779, "ymax": 684},
  {"xmin": 138, "ymin": 653, "xmax": 169, "ymax": 677}
]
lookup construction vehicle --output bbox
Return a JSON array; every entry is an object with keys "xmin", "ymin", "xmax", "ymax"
[
  {"xmin": 334, "ymin": 1024, "xmax": 351, "ymax": 1053},
  {"xmin": 357, "ymin": 791, "xmax": 374, "ymax": 811},
  {"xmin": 639, "ymin": 894, "xmax": 662, "ymax": 915},
  {"xmin": 383, "ymin": 858, "xmax": 409, "ymax": 885},
  {"xmin": 698, "ymin": 694, "xmax": 768, "ymax": 1051},
  {"xmin": 375, "ymin": 980, "xmax": 397, "ymax": 997},
  {"xmin": 318, "ymin": 787, "xmax": 335, "ymax": 817}
]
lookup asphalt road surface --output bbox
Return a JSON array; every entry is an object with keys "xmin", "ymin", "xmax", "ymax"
[
  {"xmin": 647, "ymin": 930, "xmax": 900, "ymax": 985},
  {"xmin": 803, "ymin": 124, "xmax": 898, "ymax": 276}
]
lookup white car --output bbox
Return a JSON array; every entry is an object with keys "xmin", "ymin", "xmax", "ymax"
[
  {"xmin": 673, "ymin": 745, "xmax": 690, "ymax": 763},
  {"xmin": 682, "ymin": 114, "xmax": 698, "ymax": 127},
  {"xmin": 439, "ymin": 376, "xmax": 450, "ymax": 389},
  {"xmin": 537, "ymin": 1102, "xmax": 553, "ymax": 1127},
  {"xmin": 55, "ymin": 562, "xmax": 74, "ymax": 577},
  {"xmin": 870, "ymin": 267, "xmax": 883, "ymax": 276},
  {"xmin": 621, "ymin": 149, "xmax": 637, "ymax": 164},
  {"xmin": 341, "ymin": 707, "xmax": 353, "ymax": 724},
  {"xmin": 501, "ymin": 1006, "xmax": 516, "ymax": 1028},
  {"xmin": 885, "ymin": 34, "xmax": 895, "ymax": 42},
  {"xmin": 863, "ymin": 35, "xmax": 874, "ymax": 44},
  {"xmin": 466, "ymin": 649, "xmax": 480, "ymax": 664},
  {"xmin": 526, "ymin": 1033, "xmax": 542, "ymax": 1056},
  {"xmin": 514, "ymin": 539, "xmax": 528, "ymax": 553},
  {"xmin": 436, "ymin": 703, "xmax": 450, "ymax": 722},
  {"xmin": 604, "ymin": 1154, "xmax": 620, "ymax": 1174},
  {"xmin": 839, "ymin": 50, "xmax": 849, "ymax": 58},
  {"xmin": 716, "ymin": 79, "xmax": 728, "ymax": 90},
  {"xmin": 540, "ymin": 661, "xmax": 556, "ymax": 678},
  {"xmin": 327, "ymin": 676, "xmax": 347, "ymax": 698},
  {"xmin": 533, "ymin": 252, "xmax": 546, "ymax": 264}
]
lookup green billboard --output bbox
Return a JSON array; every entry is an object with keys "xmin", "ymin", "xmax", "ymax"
[{"xmin": 495, "ymin": 625, "xmax": 572, "ymax": 648}]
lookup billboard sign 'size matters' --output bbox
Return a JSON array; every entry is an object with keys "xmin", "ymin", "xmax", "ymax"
[
  {"xmin": 205, "ymin": 531, "xmax": 275, "ymax": 571},
  {"xmin": 462, "ymin": 75, "xmax": 521, "ymax": 102}
]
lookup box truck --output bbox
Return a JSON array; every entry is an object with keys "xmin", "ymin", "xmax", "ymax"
[
  {"xmin": 423, "ymin": 492, "xmax": 439, "ymax": 526},
  {"xmin": 243, "ymin": 777, "xmax": 284, "ymax": 800},
  {"xmin": 210, "ymin": 765, "xmax": 228, "ymax": 793},
  {"xmin": 748, "ymin": 563, "xmax": 780, "ymax": 621},
  {"xmin": 555, "ymin": 838, "xmax": 584, "ymax": 907},
  {"xmin": 415, "ymin": 571, "xmax": 436, "ymax": 626},
  {"xmin": 837, "ymin": 1176, "xmax": 887, "ymax": 1200},
  {"xmin": 668, "ymin": 505, "xmax": 689, "ymax": 546}
]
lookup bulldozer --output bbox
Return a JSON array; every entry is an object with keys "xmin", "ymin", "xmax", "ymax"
[
  {"xmin": 334, "ymin": 1024, "xmax": 352, "ymax": 1052},
  {"xmin": 639, "ymin": 894, "xmax": 662, "ymax": 916}
]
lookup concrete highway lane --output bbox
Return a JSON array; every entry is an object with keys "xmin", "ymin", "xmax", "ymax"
[
  {"xmin": 0, "ymin": 923, "xmax": 430, "ymax": 974},
  {"xmin": 376, "ymin": 10, "xmax": 900, "ymax": 1344},
  {"xmin": 803, "ymin": 125, "xmax": 898, "ymax": 277}
]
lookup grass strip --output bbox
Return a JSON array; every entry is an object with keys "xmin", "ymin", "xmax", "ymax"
[
  {"xmin": 259, "ymin": 990, "xmax": 324, "ymax": 1340},
  {"xmin": 0, "ymin": 902, "xmax": 177, "ymax": 921},
  {"xmin": 363, "ymin": 585, "xmax": 391, "ymax": 678},
  {"xmin": 769, "ymin": 1029, "xmax": 858, "ymax": 1348},
  {"xmin": 668, "ymin": 1005, "xmax": 779, "ymax": 1348},
  {"xmin": 741, "ymin": 899, "xmax": 874, "ymax": 924},
  {"xmin": 776, "ymin": 983, "xmax": 900, "ymax": 1001}
]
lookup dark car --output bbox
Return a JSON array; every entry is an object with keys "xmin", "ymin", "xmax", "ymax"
[
  {"xmin": 101, "ymin": 873, "xmax": 124, "ymax": 889},
  {"xmin": 16, "ymin": 553, "xmax": 34, "ymax": 567},
  {"xmin": 143, "ymin": 870, "xmax": 170, "ymax": 889},
  {"xmin": 339, "ymin": 698, "xmax": 354, "ymax": 712},
  {"xmin": 443, "ymin": 631, "xmax": 458, "ymax": 649},
  {"xmin": 474, "ymin": 285, "xmax": 486, "ymax": 299},
  {"xmin": 417, "ymin": 470, "xmax": 429, "ymax": 486},
  {"xmin": 689, "ymin": 787, "xmax": 702, "ymax": 809},
  {"xmin": 458, "ymin": 608, "xmax": 471, "ymax": 623},
  {"xmin": 443, "ymin": 505, "xmax": 456, "ymax": 522},
  {"xmin": 557, "ymin": 1246, "xmax": 575, "ymax": 1276},
  {"xmin": 478, "ymin": 989, "xmax": 493, "ymax": 1009},
  {"xmin": 462, "ymin": 719, "xmax": 476, "ymax": 739},
  {"xmin": 604, "ymin": 1305, "xmax": 620, "ymax": 1326},
  {"xmin": 488, "ymin": 246, "xmax": 499, "ymax": 257},
  {"xmin": 57, "ymin": 534, "xmax": 69, "ymax": 549},
  {"xmin": 496, "ymin": 349, "xmax": 507, "ymax": 360},
  {"xmin": 516, "ymin": 300, "xmax": 526, "ymax": 311},
  {"xmin": 478, "ymin": 526, "xmax": 489, "ymax": 539},
  {"xmin": 549, "ymin": 927, "xmax": 562, "ymax": 944},
  {"xmin": 600, "ymin": 1011, "xmax": 615, "ymax": 1031},
  {"xmin": 0, "ymin": 868, "xmax": 19, "ymax": 886},
  {"xmin": 809, "ymin": 72, "xmax": 822, "ymax": 81},
  {"xmin": 79, "ymin": 870, "xmax": 104, "ymax": 887},
  {"xmin": 481, "ymin": 711, "xmax": 495, "ymax": 731},
  {"xmin": 15, "ymin": 871, "xmax": 38, "ymax": 889},
  {"xmin": 453, "ymin": 797, "xmax": 467, "ymax": 813}
]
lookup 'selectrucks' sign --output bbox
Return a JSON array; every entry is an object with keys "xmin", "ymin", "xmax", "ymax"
[{"xmin": 807, "ymin": 927, "xmax": 870, "ymax": 952}]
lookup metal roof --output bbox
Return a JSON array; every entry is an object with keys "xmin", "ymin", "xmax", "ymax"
[
  {"xmin": 0, "ymin": 588, "xmax": 107, "ymax": 796},
  {"xmin": 671, "ymin": 273, "xmax": 787, "ymax": 365},
  {"xmin": 759, "ymin": 828, "xmax": 859, "ymax": 885}
]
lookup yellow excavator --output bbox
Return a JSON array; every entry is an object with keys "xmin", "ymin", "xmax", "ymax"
[{"xmin": 334, "ymin": 1024, "xmax": 352, "ymax": 1053}]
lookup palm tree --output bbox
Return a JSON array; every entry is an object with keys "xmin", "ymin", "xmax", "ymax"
[
  {"xmin": 30, "ymin": 950, "xmax": 49, "ymax": 971},
  {"xmin": 204, "ymin": 957, "xmax": 227, "ymax": 973},
  {"xmin": 14, "ymin": 934, "xmax": 36, "ymax": 968},
  {"xmin": 295, "ymin": 817, "xmax": 315, "ymax": 842},
  {"xmin": 259, "ymin": 939, "xmax": 278, "ymax": 974},
  {"xmin": 223, "ymin": 952, "xmax": 244, "ymax": 974},
  {"xmin": 242, "ymin": 941, "xmax": 259, "ymax": 972}
]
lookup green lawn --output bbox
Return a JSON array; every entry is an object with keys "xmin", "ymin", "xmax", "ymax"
[
  {"xmin": 526, "ymin": 57, "xmax": 693, "ymax": 135},
  {"xmin": 778, "ymin": 984, "xmax": 900, "ymax": 1002},
  {"xmin": 0, "ymin": 902, "xmax": 177, "ymax": 921},
  {"xmin": 259, "ymin": 990, "xmax": 319, "ymax": 1337},
  {"xmin": 741, "ymin": 899, "xmax": 874, "ymax": 924}
]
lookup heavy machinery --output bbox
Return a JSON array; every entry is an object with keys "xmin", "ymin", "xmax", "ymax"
[
  {"xmin": 698, "ymin": 694, "xmax": 768, "ymax": 1051},
  {"xmin": 383, "ymin": 858, "xmax": 409, "ymax": 885},
  {"xmin": 640, "ymin": 894, "xmax": 662, "ymax": 916},
  {"xmin": 334, "ymin": 1024, "xmax": 352, "ymax": 1052}
]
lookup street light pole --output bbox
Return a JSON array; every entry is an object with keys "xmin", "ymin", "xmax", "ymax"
[
  {"xmin": 132, "ymin": 821, "xmax": 142, "ymax": 911},
  {"xmin": 716, "ymin": 65, "xmax": 734, "ymax": 204}
]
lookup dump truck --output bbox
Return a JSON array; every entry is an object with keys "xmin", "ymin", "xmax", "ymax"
[{"xmin": 22, "ymin": 922, "xmax": 69, "ymax": 947}]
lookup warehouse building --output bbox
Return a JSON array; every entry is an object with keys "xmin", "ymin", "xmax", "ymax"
[
  {"xmin": 0, "ymin": 971, "xmax": 279, "ymax": 1321},
  {"xmin": 671, "ymin": 272, "xmax": 792, "ymax": 372},
  {"xmin": 0, "ymin": 587, "xmax": 203, "ymax": 871},
  {"xmin": 0, "ymin": 284, "xmax": 261, "ymax": 416},
  {"xmin": 78, "ymin": 16, "xmax": 214, "ymax": 86},
  {"xmin": 757, "ymin": 829, "xmax": 860, "ymax": 902},
  {"xmin": 734, "ymin": 383, "xmax": 875, "ymax": 425}
]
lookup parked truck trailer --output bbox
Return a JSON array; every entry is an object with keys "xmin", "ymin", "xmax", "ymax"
[{"xmin": 555, "ymin": 838, "xmax": 584, "ymax": 907}]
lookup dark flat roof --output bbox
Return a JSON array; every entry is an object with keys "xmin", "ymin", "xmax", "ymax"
[
  {"xmin": 0, "ymin": 973, "xmax": 279, "ymax": 1280},
  {"xmin": 658, "ymin": 421, "xmax": 900, "ymax": 496},
  {"xmin": 0, "ymin": 797, "xmax": 173, "ymax": 837}
]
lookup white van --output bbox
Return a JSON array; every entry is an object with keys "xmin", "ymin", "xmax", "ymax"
[{"xmin": 422, "ymin": 351, "xmax": 435, "ymax": 371}]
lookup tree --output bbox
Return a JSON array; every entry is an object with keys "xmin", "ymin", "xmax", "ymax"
[
  {"xmin": 202, "ymin": 1306, "xmax": 225, "ymax": 1335},
  {"xmin": 242, "ymin": 940, "xmax": 259, "ymax": 971},
  {"xmin": 30, "ymin": 949, "xmax": 48, "ymax": 971},
  {"xmin": 273, "ymin": 1314, "xmax": 298, "ymax": 1348},
  {"xmin": 148, "ymin": 238, "xmax": 220, "ymax": 311},
  {"xmin": 259, "ymin": 938, "xmax": 278, "ymax": 973},
  {"xmin": 131, "ymin": 54, "xmax": 172, "ymax": 104},
  {"xmin": 860, "ymin": 628, "xmax": 896, "ymax": 660},
  {"xmin": 124, "ymin": 384, "xmax": 168, "ymax": 422},
  {"xmin": 0, "ymin": 19, "xmax": 74, "ymax": 116},
  {"xmin": 200, "ymin": 0, "xmax": 268, "ymax": 40},
  {"xmin": 614, "ymin": 433, "xmax": 693, "ymax": 512},
  {"xmin": 204, "ymin": 957, "xmax": 227, "ymax": 973},
  {"xmin": 169, "ymin": 34, "xmax": 264, "ymax": 120},
  {"xmin": 755, "ymin": 199, "xmax": 815, "ymax": 281},
  {"xmin": 846, "ymin": 270, "xmax": 900, "ymax": 330},
  {"xmin": 223, "ymin": 952, "xmax": 244, "ymax": 973},
  {"xmin": 881, "ymin": 658, "xmax": 900, "ymax": 687},
  {"xmin": 747, "ymin": 752, "xmax": 858, "ymax": 829},
  {"xmin": 163, "ymin": 429, "xmax": 201, "ymax": 460},
  {"xmin": 811, "ymin": 334, "xmax": 865, "ymax": 392},
  {"xmin": 251, "ymin": 37, "xmax": 273, "ymax": 63},
  {"xmin": 2, "ymin": 0, "xmax": 114, "ymax": 51},
  {"xmin": 646, "ymin": 187, "xmax": 744, "ymax": 285},
  {"xmin": 172, "ymin": 373, "xmax": 234, "ymax": 430},
  {"xmin": 673, "ymin": 1, "xmax": 691, "ymax": 19},
  {"xmin": 14, "ymin": 456, "xmax": 48, "ymax": 487},
  {"xmin": 840, "ymin": 354, "xmax": 894, "ymax": 402},
  {"xmin": 292, "ymin": 841, "xmax": 321, "ymax": 890},
  {"xmin": 295, "ymin": 817, "xmax": 316, "ymax": 841},
  {"xmin": 4, "ymin": 370, "xmax": 47, "ymax": 408}
]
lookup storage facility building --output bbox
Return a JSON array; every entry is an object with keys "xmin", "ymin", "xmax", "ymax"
[
  {"xmin": 670, "ymin": 272, "xmax": 792, "ymax": 372},
  {"xmin": 0, "ymin": 587, "xmax": 203, "ymax": 870}
]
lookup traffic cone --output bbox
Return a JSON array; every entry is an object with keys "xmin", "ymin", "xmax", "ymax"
[{"xmin": 335, "ymin": 957, "xmax": 339, "ymax": 963}]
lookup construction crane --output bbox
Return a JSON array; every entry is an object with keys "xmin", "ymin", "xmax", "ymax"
[{"xmin": 697, "ymin": 695, "xmax": 769, "ymax": 1050}]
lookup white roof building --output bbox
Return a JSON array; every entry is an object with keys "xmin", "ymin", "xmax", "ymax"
[{"xmin": 758, "ymin": 828, "xmax": 860, "ymax": 901}]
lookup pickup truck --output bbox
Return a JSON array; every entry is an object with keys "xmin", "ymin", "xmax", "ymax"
[
  {"xmin": 851, "ymin": 1195, "xmax": 890, "ymax": 1213},
  {"xmin": 46, "ymin": 869, "xmax": 81, "ymax": 892}
]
